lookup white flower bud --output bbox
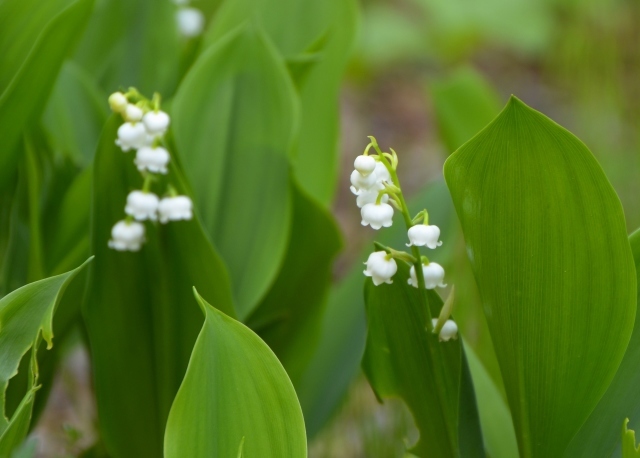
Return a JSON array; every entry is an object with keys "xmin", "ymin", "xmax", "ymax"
[
  {"xmin": 431, "ymin": 318, "xmax": 458, "ymax": 342},
  {"xmin": 108, "ymin": 92, "xmax": 128, "ymax": 113},
  {"xmin": 124, "ymin": 104, "xmax": 144, "ymax": 122},
  {"xmin": 158, "ymin": 196, "xmax": 193, "ymax": 224},
  {"xmin": 125, "ymin": 191, "xmax": 159, "ymax": 221},
  {"xmin": 374, "ymin": 161, "xmax": 391, "ymax": 184},
  {"xmin": 108, "ymin": 220, "xmax": 145, "ymax": 251},
  {"xmin": 350, "ymin": 169, "xmax": 379, "ymax": 195},
  {"xmin": 356, "ymin": 188, "xmax": 388, "ymax": 208},
  {"xmin": 361, "ymin": 202, "xmax": 394, "ymax": 229},
  {"xmin": 116, "ymin": 122, "xmax": 147, "ymax": 152},
  {"xmin": 363, "ymin": 251, "xmax": 397, "ymax": 286},
  {"xmin": 176, "ymin": 8, "xmax": 205, "ymax": 37},
  {"xmin": 135, "ymin": 146, "xmax": 170, "ymax": 174},
  {"xmin": 143, "ymin": 110, "xmax": 170, "ymax": 135},
  {"xmin": 354, "ymin": 155, "xmax": 376, "ymax": 176},
  {"xmin": 407, "ymin": 224, "xmax": 442, "ymax": 249},
  {"xmin": 408, "ymin": 262, "xmax": 447, "ymax": 289}
]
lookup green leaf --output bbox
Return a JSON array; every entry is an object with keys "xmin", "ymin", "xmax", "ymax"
[
  {"xmin": 246, "ymin": 181, "xmax": 341, "ymax": 388},
  {"xmin": 0, "ymin": 257, "xmax": 92, "ymax": 454},
  {"xmin": 84, "ymin": 117, "xmax": 236, "ymax": 458},
  {"xmin": 429, "ymin": 67, "xmax": 501, "ymax": 153},
  {"xmin": 297, "ymin": 180, "xmax": 456, "ymax": 437},
  {"xmin": 465, "ymin": 342, "xmax": 519, "ymax": 458},
  {"xmin": 164, "ymin": 289, "xmax": 307, "ymax": 457},
  {"xmin": 362, "ymin": 262, "xmax": 484, "ymax": 457},
  {"xmin": 444, "ymin": 96, "xmax": 637, "ymax": 457},
  {"xmin": 0, "ymin": 0, "xmax": 93, "ymax": 191},
  {"xmin": 564, "ymin": 229, "xmax": 640, "ymax": 457},
  {"xmin": 172, "ymin": 23, "xmax": 297, "ymax": 318},
  {"xmin": 42, "ymin": 62, "xmax": 108, "ymax": 166},
  {"xmin": 623, "ymin": 419, "xmax": 640, "ymax": 458}
]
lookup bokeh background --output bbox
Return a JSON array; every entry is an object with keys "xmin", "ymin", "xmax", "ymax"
[{"xmin": 25, "ymin": 0, "xmax": 640, "ymax": 456}]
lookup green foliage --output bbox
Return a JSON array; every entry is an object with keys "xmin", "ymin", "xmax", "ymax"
[
  {"xmin": 84, "ymin": 117, "xmax": 236, "ymax": 458},
  {"xmin": 444, "ymin": 97, "xmax": 637, "ymax": 457},
  {"xmin": 623, "ymin": 419, "xmax": 640, "ymax": 458},
  {"xmin": 164, "ymin": 290, "xmax": 307, "ymax": 457},
  {"xmin": 0, "ymin": 258, "xmax": 92, "ymax": 455},
  {"xmin": 172, "ymin": 23, "xmax": 296, "ymax": 319}
]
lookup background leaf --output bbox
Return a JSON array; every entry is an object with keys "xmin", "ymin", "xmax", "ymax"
[
  {"xmin": 444, "ymin": 96, "xmax": 637, "ymax": 457},
  {"xmin": 164, "ymin": 290, "xmax": 307, "ymax": 458}
]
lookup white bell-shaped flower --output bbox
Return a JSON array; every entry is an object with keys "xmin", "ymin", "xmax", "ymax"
[
  {"xmin": 143, "ymin": 110, "xmax": 170, "ymax": 135},
  {"xmin": 431, "ymin": 318, "xmax": 458, "ymax": 342},
  {"xmin": 125, "ymin": 190, "xmax": 159, "ymax": 221},
  {"xmin": 108, "ymin": 92, "xmax": 128, "ymax": 113},
  {"xmin": 124, "ymin": 104, "xmax": 143, "ymax": 122},
  {"xmin": 158, "ymin": 196, "xmax": 193, "ymax": 223},
  {"xmin": 361, "ymin": 202, "xmax": 393, "ymax": 229},
  {"xmin": 374, "ymin": 161, "xmax": 391, "ymax": 184},
  {"xmin": 408, "ymin": 262, "xmax": 447, "ymax": 289},
  {"xmin": 116, "ymin": 122, "xmax": 147, "ymax": 152},
  {"xmin": 176, "ymin": 8, "xmax": 205, "ymax": 37},
  {"xmin": 407, "ymin": 224, "xmax": 442, "ymax": 249},
  {"xmin": 350, "ymin": 169, "xmax": 379, "ymax": 195},
  {"xmin": 135, "ymin": 146, "xmax": 170, "ymax": 174},
  {"xmin": 108, "ymin": 220, "xmax": 145, "ymax": 251},
  {"xmin": 354, "ymin": 155, "xmax": 376, "ymax": 176},
  {"xmin": 363, "ymin": 251, "xmax": 397, "ymax": 286},
  {"xmin": 356, "ymin": 188, "xmax": 388, "ymax": 208}
]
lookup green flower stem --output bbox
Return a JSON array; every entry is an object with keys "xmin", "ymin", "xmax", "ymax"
[
  {"xmin": 142, "ymin": 174, "xmax": 154, "ymax": 193},
  {"xmin": 373, "ymin": 241, "xmax": 416, "ymax": 265},
  {"xmin": 369, "ymin": 136, "xmax": 435, "ymax": 332}
]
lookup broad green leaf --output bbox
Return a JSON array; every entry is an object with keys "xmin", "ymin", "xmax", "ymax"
[
  {"xmin": 362, "ymin": 261, "xmax": 484, "ymax": 457},
  {"xmin": 74, "ymin": 0, "xmax": 179, "ymax": 96},
  {"xmin": 444, "ymin": 96, "xmax": 637, "ymax": 458},
  {"xmin": 623, "ymin": 419, "xmax": 640, "ymax": 458},
  {"xmin": 465, "ymin": 342, "xmax": 519, "ymax": 458},
  {"xmin": 0, "ymin": 0, "xmax": 93, "ymax": 191},
  {"xmin": 0, "ymin": 258, "xmax": 92, "ymax": 453},
  {"xmin": 298, "ymin": 180, "xmax": 455, "ymax": 437},
  {"xmin": 84, "ymin": 117, "xmax": 236, "ymax": 458},
  {"xmin": 429, "ymin": 67, "xmax": 501, "ymax": 153},
  {"xmin": 172, "ymin": 24, "xmax": 297, "ymax": 318},
  {"xmin": 43, "ymin": 62, "xmax": 108, "ymax": 166},
  {"xmin": 246, "ymin": 181, "xmax": 341, "ymax": 388},
  {"xmin": 164, "ymin": 290, "xmax": 307, "ymax": 457},
  {"xmin": 564, "ymin": 229, "xmax": 640, "ymax": 457}
]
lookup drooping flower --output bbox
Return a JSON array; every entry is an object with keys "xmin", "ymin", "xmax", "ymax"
[
  {"xmin": 408, "ymin": 262, "xmax": 447, "ymax": 289},
  {"xmin": 108, "ymin": 220, "xmax": 145, "ymax": 251},
  {"xmin": 350, "ymin": 169, "xmax": 380, "ymax": 195},
  {"xmin": 135, "ymin": 146, "xmax": 170, "ymax": 174},
  {"xmin": 354, "ymin": 155, "xmax": 377, "ymax": 176},
  {"xmin": 356, "ymin": 188, "xmax": 388, "ymax": 208},
  {"xmin": 124, "ymin": 104, "xmax": 144, "ymax": 122},
  {"xmin": 125, "ymin": 191, "xmax": 159, "ymax": 221},
  {"xmin": 158, "ymin": 196, "xmax": 193, "ymax": 224},
  {"xmin": 116, "ymin": 122, "xmax": 147, "ymax": 152},
  {"xmin": 431, "ymin": 318, "xmax": 458, "ymax": 342},
  {"xmin": 176, "ymin": 7, "xmax": 205, "ymax": 37},
  {"xmin": 374, "ymin": 161, "xmax": 391, "ymax": 184},
  {"xmin": 361, "ymin": 202, "xmax": 394, "ymax": 229},
  {"xmin": 108, "ymin": 92, "xmax": 128, "ymax": 113},
  {"xmin": 363, "ymin": 251, "xmax": 397, "ymax": 286},
  {"xmin": 407, "ymin": 224, "xmax": 442, "ymax": 249},
  {"xmin": 142, "ymin": 110, "xmax": 171, "ymax": 135}
]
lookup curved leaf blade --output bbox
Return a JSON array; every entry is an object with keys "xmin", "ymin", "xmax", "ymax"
[
  {"xmin": 164, "ymin": 290, "xmax": 307, "ymax": 457},
  {"xmin": 444, "ymin": 96, "xmax": 637, "ymax": 457}
]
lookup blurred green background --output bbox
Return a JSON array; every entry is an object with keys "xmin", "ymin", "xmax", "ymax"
[{"xmin": 9, "ymin": 0, "xmax": 639, "ymax": 456}]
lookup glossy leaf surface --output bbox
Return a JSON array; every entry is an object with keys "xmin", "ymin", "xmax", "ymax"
[
  {"xmin": 444, "ymin": 97, "xmax": 637, "ymax": 457},
  {"xmin": 164, "ymin": 290, "xmax": 307, "ymax": 457},
  {"xmin": 173, "ymin": 24, "xmax": 297, "ymax": 318}
]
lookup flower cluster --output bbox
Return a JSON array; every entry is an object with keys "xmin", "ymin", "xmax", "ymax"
[
  {"xmin": 173, "ymin": 0, "xmax": 205, "ymax": 38},
  {"xmin": 356, "ymin": 136, "xmax": 457, "ymax": 341},
  {"xmin": 107, "ymin": 89, "xmax": 193, "ymax": 252}
]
